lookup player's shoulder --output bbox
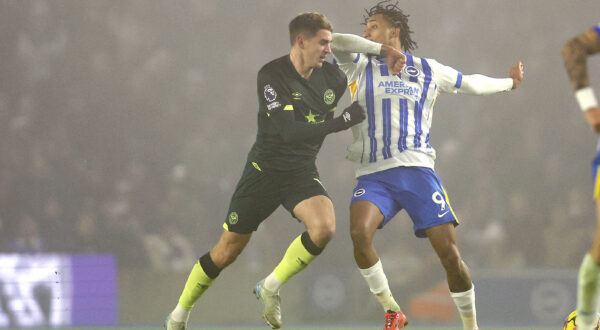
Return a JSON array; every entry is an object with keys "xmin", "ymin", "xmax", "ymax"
[
  {"xmin": 322, "ymin": 60, "xmax": 342, "ymax": 72},
  {"xmin": 407, "ymin": 53, "xmax": 440, "ymax": 66},
  {"xmin": 258, "ymin": 55, "xmax": 290, "ymax": 78},
  {"xmin": 321, "ymin": 60, "xmax": 347, "ymax": 83},
  {"xmin": 415, "ymin": 54, "xmax": 452, "ymax": 74}
]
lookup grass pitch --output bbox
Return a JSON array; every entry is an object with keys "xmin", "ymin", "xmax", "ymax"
[{"xmin": 53, "ymin": 326, "xmax": 556, "ymax": 330}]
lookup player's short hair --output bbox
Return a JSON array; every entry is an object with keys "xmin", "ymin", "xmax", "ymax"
[
  {"xmin": 289, "ymin": 12, "xmax": 333, "ymax": 46},
  {"xmin": 364, "ymin": 0, "xmax": 417, "ymax": 53}
]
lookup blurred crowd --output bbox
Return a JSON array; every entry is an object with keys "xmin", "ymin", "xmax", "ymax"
[
  {"xmin": 0, "ymin": 1, "xmax": 218, "ymax": 269},
  {"xmin": 0, "ymin": 1, "xmax": 596, "ymax": 274}
]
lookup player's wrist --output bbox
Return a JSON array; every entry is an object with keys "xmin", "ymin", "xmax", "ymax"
[
  {"xmin": 511, "ymin": 78, "xmax": 520, "ymax": 90},
  {"xmin": 575, "ymin": 87, "xmax": 599, "ymax": 112},
  {"xmin": 379, "ymin": 44, "xmax": 389, "ymax": 56},
  {"xmin": 331, "ymin": 115, "xmax": 348, "ymax": 132}
]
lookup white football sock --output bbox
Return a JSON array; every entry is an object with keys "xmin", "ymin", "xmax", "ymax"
[
  {"xmin": 264, "ymin": 272, "xmax": 283, "ymax": 293},
  {"xmin": 359, "ymin": 259, "xmax": 401, "ymax": 312},
  {"xmin": 577, "ymin": 253, "xmax": 600, "ymax": 330},
  {"xmin": 170, "ymin": 303, "xmax": 191, "ymax": 323},
  {"xmin": 450, "ymin": 285, "xmax": 478, "ymax": 330}
]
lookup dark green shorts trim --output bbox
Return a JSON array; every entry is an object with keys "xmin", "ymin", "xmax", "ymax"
[{"xmin": 223, "ymin": 161, "xmax": 329, "ymax": 233}]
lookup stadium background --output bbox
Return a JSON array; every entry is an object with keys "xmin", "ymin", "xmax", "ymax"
[{"xmin": 0, "ymin": 0, "xmax": 599, "ymax": 328}]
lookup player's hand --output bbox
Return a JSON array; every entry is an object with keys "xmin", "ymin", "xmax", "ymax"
[
  {"xmin": 509, "ymin": 61, "xmax": 524, "ymax": 89},
  {"xmin": 584, "ymin": 107, "xmax": 600, "ymax": 133},
  {"xmin": 339, "ymin": 101, "xmax": 366, "ymax": 129},
  {"xmin": 381, "ymin": 44, "xmax": 406, "ymax": 75}
]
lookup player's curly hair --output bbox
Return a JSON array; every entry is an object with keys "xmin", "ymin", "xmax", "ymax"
[{"xmin": 364, "ymin": 0, "xmax": 417, "ymax": 53}]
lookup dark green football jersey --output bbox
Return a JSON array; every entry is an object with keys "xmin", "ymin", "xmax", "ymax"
[{"xmin": 247, "ymin": 54, "xmax": 348, "ymax": 172}]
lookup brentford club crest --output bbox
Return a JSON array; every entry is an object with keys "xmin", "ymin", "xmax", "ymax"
[{"xmin": 323, "ymin": 89, "xmax": 335, "ymax": 105}]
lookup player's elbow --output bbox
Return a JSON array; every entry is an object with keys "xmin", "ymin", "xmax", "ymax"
[
  {"xmin": 561, "ymin": 38, "xmax": 585, "ymax": 64},
  {"xmin": 561, "ymin": 40, "xmax": 573, "ymax": 61}
]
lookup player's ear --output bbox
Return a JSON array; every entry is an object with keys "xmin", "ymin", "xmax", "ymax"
[{"xmin": 296, "ymin": 34, "xmax": 305, "ymax": 49}]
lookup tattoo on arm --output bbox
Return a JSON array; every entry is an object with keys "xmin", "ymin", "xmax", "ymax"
[{"xmin": 562, "ymin": 29, "xmax": 600, "ymax": 91}]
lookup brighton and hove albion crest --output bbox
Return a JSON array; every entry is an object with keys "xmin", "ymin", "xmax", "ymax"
[
  {"xmin": 402, "ymin": 65, "xmax": 421, "ymax": 78},
  {"xmin": 264, "ymin": 85, "xmax": 277, "ymax": 102},
  {"xmin": 323, "ymin": 89, "xmax": 335, "ymax": 105},
  {"xmin": 353, "ymin": 188, "xmax": 366, "ymax": 197}
]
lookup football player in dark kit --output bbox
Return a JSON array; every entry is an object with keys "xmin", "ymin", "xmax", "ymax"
[{"xmin": 165, "ymin": 12, "xmax": 366, "ymax": 329}]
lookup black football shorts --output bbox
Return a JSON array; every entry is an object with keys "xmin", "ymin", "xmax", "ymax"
[{"xmin": 223, "ymin": 161, "xmax": 329, "ymax": 234}]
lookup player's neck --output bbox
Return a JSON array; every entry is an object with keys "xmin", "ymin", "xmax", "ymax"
[
  {"xmin": 386, "ymin": 40, "xmax": 403, "ymax": 53},
  {"xmin": 289, "ymin": 51, "xmax": 314, "ymax": 80}
]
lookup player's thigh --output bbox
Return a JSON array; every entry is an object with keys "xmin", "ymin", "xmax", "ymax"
[
  {"xmin": 281, "ymin": 167, "xmax": 332, "ymax": 224},
  {"xmin": 399, "ymin": 168, "xmax": 458, "ymax": 238},
  {"xmin": 350, "ymin": 176, "xmax": 396, "ymax": 233},
  {"xmin": 349, "ymin": 200, "xmax": 384, "ymax": 243},
  {"xmin": 280, "ymin": 167, "xmax": 336, "ymax": 245},
  {"xmin": 292, "ymin": 195, "xmax": 335, "ymax": 233},
  {"xmin": 225, "ymin": 163, "xmax": 281, "ymax": 234}
]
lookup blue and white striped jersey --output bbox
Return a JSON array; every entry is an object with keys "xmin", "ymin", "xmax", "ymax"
[{"xmin": 335, "ymin": 52, "xmax": 465, "ymax": 177}]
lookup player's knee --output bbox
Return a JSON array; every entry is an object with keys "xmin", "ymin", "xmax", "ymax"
[
  {"xmin": 309, "ymin": 219, "xmax": 336, "ymax": 246},
  {"xmin": 350, "ymin": 223, "xmax": 372, "ymax": 246},
  {"xmin": 318, "ymin": 223, "xmax": 336, "ymax": 244}
]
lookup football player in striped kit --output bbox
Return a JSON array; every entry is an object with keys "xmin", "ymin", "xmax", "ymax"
[
  {"xmin": 331, "ymin": 1, "xmax": 524, "ymax": 329},
  {"xmin": 562, "ymin": 22, "xmax": 600, "ymax": 330}
]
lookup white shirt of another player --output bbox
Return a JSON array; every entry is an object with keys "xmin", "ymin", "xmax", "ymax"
[
  {"xmin": 336, "ymin": 53, "xmax": 464, "ymax": 176},
  {"xmin": 332, "ymin": 34, "xmax": 513, "ymax": 177}
]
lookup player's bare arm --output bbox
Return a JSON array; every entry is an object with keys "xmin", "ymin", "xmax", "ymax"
[
  {"xmin": 562, "ymin": 29, "xmax": 600, "ymax": 90},
  {"xmin": 509, "ymin": 61, "xmax": 524, "ymax": 90},
  {"xmin": 562, "ymin": 28, "xmax": 600, "ymax": 132}
]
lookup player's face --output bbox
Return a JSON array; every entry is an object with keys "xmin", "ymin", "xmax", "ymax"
[
  {"xmin": 364, "ymin": 14, "xmax": 395, "ymax": 45},
  {"xmin": 301, "ymin": 29, "xmax": 332, "ymax": 68}
]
